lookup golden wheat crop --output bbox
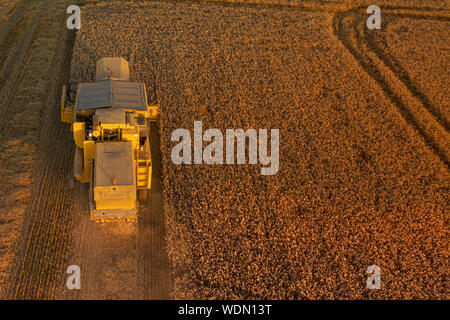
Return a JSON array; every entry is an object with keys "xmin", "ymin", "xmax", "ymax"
[{"xmin": 67, "ymin": 0, "xmax": 449, "ymax": 299}]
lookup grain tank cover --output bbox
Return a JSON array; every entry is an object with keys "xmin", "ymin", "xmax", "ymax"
[
  {"xmin": 96, "ymin": 57, "xmax": 130, "ymax": 82},
  {"xmin": 95, "ymin": 142, "xmax": 135, "ymax": 187},
  {"xmin": 93, "ymin": 141, "xmax": 137, "ymax": 214}
]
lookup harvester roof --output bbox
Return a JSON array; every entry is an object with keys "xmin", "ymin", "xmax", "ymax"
[{"xmin": 75, "ymin": 80, "xmax": 147, "ymax": 111}]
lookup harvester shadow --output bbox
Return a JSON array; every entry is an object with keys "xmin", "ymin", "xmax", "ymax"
[{"xmin": 137, "ymin": 121, "xmax": 173, "ymax": 299}]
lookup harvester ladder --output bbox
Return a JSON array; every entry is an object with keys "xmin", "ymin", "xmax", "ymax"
[{"xmin": 137, "ymin": 160, "xmax": 148, "ymax": 188}]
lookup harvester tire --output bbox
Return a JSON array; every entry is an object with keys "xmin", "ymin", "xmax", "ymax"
[{"xmin": 138, "ymin": 189, "xmax": 148, "ymax": 202}]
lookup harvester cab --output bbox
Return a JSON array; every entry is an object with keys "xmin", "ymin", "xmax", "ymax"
[{"xmin": 61, "ymin": 57, "xmax": 159, "ymax": 222}]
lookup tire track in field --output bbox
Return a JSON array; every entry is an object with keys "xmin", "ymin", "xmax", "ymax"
[
  {"xmin": 0, "ymin": 2, "xmax": 44, "ymax": 85},
  {"xmin": 0, "ymin": 0, "xmax": 48, "ymax": 297},
  {"xmin": 0, "ymin": 0, "xmax": 29, "ymax": 45},
  {"xmin": 0, "ymin": 1, "xmax": 47, "ymax": 146},
  {"xmin": 137, "ymin": 122, "xmax": 173, "ymax": 299},
  {"xmin": 0, "ymin": 1, "xmax": 45, "ymax": 85},
  {"xmin": 7, "ymin": 30, "xmax": 75, "ymax": 299},
  {"xmin": 363, "ymin": 12, "xmax": 450, "ymax": 131},
  {"xmin": 3, "ymin": 0, "xmax": 80, "ymax": 299},
  {"xmin": 0, "ymin": 1, "xmax": 35, "ymax": 74},
  {"xmin": 332, "ymin": 7, "xmax": 450, "ymax": 167}
]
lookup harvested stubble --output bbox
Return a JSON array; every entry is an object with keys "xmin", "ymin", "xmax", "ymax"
[
  {"xmin": 71, "ymin": 1, "xmax": 449, "ymax": 299},
  {"xmin": 0, "ymin": 0, "xmax": 80, "ymax": 299}
]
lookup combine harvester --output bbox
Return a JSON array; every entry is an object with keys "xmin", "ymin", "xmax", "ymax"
[{"xmin": 61, "ymin": 57, "xmax": 158, "ymax": 222}]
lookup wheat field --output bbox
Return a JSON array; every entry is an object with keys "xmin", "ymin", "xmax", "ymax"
[{"xmin": 0, "ymin": 0, "xmax": 448, "ymax": 299}]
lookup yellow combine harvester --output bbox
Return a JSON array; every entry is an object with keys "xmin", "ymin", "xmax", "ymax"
[{"xmin": 61, "ymin": 57, "xmax": 158, "ymax": 222}]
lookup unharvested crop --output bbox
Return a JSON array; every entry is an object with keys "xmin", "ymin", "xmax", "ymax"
[
  {"xmin": 70, "ymin": 1, "xmax": 449, "ymax": 299},
  {"xmin": 372, "ymin": 16, "xmax": 449, "ymax": 126}
]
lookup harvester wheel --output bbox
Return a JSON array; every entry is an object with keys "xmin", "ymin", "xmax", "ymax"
[
  {"xmin": 138, "ymin": 189, "xmax": 148, "ymax": 202},
  {"xmin": 67, "ymin": 82, "xmax": 78, "ymax": 103}
]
